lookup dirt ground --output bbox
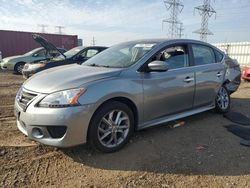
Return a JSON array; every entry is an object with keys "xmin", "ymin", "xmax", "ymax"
[{"xmin": 0, "ymin": 70, "xmax": 250, "ymax": 188}]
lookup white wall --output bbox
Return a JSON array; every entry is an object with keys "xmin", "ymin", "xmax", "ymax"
[{"xmin": 214, "ymin": 42, "xmax": 250, "ymax": 66}]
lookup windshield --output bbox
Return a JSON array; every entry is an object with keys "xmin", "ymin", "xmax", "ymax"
[
  {"xmin": 64, "ymin": 47, "xmax": 84, "ymax": 58},
  {"xmin": 83, "ymin": 42, "xmax": 157, "ymax": 68},
  {"xmin": 24, "ymin": 48, "xmax": 42, "ymax": 55}
]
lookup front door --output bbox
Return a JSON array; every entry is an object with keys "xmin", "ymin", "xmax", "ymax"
[{"xmin": 142, "ymin": 44, "xmax": 195, "ymax": 122}]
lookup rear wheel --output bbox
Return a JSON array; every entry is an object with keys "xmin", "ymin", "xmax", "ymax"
[
  {"xmin": 88, "ymin": 101, "xmax": 134, "ymax": 153},
  {"xmin": 14, "ymin": 62, "xmax": 25, "ymax": 74},
  {"xmin": 215, "ymin": 86, "xmax": 230, "ymax": 113}
]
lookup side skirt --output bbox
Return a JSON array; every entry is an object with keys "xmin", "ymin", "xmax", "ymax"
[{"xmin": 137, "ymin": 105, "xmax": 215, "ymax": 130}]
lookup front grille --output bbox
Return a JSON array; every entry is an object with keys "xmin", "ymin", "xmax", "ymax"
[{"xmin": 18, "ymin": 89, "xmax": 37, "ymax": 110}]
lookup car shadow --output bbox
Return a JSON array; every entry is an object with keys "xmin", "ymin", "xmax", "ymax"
[{"xmin": 62, "ymin": 96, "xmax": 250, "ymax": 176}]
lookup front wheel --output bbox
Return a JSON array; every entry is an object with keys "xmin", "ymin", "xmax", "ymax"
[
  {"xmin": 215, "ymin": 86, "xmax": 230, "ymax": 113},
  {"xmin": 14, "ymin": 62, "xmax": 25, "ymax": 74},
  {"xmin": 88, "ymin": 101, "xmax": 134, "ymax": 153}
]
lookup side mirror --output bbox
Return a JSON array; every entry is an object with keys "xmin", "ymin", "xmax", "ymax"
[
  {"xmin": 147, "ymin": 61, "xmax": 168, "ymax": 72},
  {"xmin": 33, "ymin": 53, "xmax": 38, "ymax": 57}
]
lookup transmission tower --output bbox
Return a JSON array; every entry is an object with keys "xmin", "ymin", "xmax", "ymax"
[
  {"xmin": 91, "ymin": 37, "xmax": 96, "ymax": 46},
  {"xmin": 193, "ymin": 0, "xmax": 216, "ymax": 42},
  {"xmin": 38, "ymin": 24, "xmax": 48, "ymax": 33},
  {"xmin": 55, "ymin": 26, "xmax": 65, "ymax": 34},
  {"xmin": 178, "ymin": 22, "xmax": 184, "ymax": 38},
  {"xmin": 162, "ymin": 0, "xmax": 184, "ymax": 38}
]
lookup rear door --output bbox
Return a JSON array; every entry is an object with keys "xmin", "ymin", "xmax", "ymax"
[{"xmin": 191, "ymin": 44, "xmax": 225, "ymax": 108}]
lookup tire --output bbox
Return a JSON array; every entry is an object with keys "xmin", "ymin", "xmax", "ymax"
[
  {"xmin": 88, "ymin": 101, "xmax": 134, "ymax": 153},
  {"xmin": 14, "ymin": 62, "xmax": 25, "ymax": 74},
  {"xmin": 215, "ymin": 85, "xmax": 231, "ymax": 113}
]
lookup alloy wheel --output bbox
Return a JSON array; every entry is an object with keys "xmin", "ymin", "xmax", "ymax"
[
  {"xmin": 17, "ymin": 64, "xmax": 24, "ymax": 74},
  {"xmin": 216, "ymin": 87, "xmax": 229, "ymax": 110},
  {"xmin": 97, "ymin": 110, "xmax": 130, "ymax": 148}
]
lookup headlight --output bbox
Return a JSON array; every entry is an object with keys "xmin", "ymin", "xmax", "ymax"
[
  {"xmin": 1, "ymin": 59, "xmax": 8, "ymax": 64},
  {"xmin": 38, "ymin": 88, "xmax": 86, "ymax": 108},
  {"xmin": 16, "ymin": 87, "xmax": 23, "ymax": 100},
  {"xmin": 27, "ymin": 63, "xmax": 45, "ymax": 69}
]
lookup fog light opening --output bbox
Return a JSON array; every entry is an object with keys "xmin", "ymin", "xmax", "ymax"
[{"xmin": 32, "ymin": 128, "xmax": 44, "ymax": 139}]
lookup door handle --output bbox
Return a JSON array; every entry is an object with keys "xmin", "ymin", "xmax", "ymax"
[
  {"xmin": 217, "ymin": 72, "xmax": 222, "ymax": 77},
  {"xmin": 184, "ymin": 77, "xmax": 194, "ymax": 83}
]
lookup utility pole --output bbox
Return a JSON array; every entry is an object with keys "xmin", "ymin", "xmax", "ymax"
[
  {"xmin": 55, "ymin": 26, "xmax": 65, "ymax": 34},
  {"xmin": 162, "ymin": 0, "xmax": 184, "ymax": 38},
  {"xmin": 91, "ymin": 37, "xmax": 96, "ymax": 46},
  {"xmin": 38, "ymin": 24, "xmax": 48, "ymax": 33},
  {"xmin": 193, "ymin": 0, "xmax": 216, "ymax": 42}
]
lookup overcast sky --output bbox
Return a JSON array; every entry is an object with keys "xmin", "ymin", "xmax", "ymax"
[{"xmin": 0, "ymin": 0, "xmax": 249, "ymax": 46}]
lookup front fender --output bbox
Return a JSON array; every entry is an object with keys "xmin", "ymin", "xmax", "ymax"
[{"xmin": 78, "ymin": 76, "xmax": 144, "ymax": 124}]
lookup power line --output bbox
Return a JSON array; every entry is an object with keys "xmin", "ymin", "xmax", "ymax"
[
  {"xmin": 216, "ymin": 5, "xmax": 250, "ymax": 11},
  {"xmin": 193, "ymin": 0, "xmax": 216, "ymax": 42},
  {"xmin": 162, "ymin": 0, "xmax": 184, "ymax": 38}
]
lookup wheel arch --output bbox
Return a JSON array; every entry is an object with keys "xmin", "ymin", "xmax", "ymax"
[
  {"xmin": 222, "ymin": 79, "xmax": 230, "ymax": 86},
  {"xmin": 87, "ymin": 96, "xmax": 139, "ymax": 142},
  {"xmin": 15, "ymin": 61, "xmax": 26, "ymax": 66},
  {"xmin": 14, "ymin": 61, "xmax": 26, "ymax": 72}
]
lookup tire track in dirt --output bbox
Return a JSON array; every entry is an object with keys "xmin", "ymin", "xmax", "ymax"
[{"xmin": 1, "ymin": 151, "xmax": 62, "ymax": 187}]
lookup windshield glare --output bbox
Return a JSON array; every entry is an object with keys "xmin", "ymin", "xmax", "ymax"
[
  {"xmin": 83, "ymin": 42, "xmax": 157, "ymax": 68},
  {"xmin": 64, "ymin": 47, "xmax": 84, "ymax": 58},
  {"xmin": 24, "ymin": 48, "xmax": 41, "ymax": 55}
]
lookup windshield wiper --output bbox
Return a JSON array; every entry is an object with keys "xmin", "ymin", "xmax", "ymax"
[{"xmin": 88, "ymin": 64, "xmax": 110, "ymax": 68}]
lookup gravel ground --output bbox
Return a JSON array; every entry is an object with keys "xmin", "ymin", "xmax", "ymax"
[{"xmin": 0, "ymin": 70, "xmax": 250, "ymax": 188}]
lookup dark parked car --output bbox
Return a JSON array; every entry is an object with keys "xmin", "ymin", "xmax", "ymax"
[{"xmin": 22, "ymin": 34, "xmax": 107, "ymax": 78}]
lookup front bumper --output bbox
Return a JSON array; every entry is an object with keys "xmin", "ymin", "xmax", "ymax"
[
  {"xmin": 1, "ymin": 62, "xmax": 13, "ymax": 70},
  {"xmin": 22, "ymin": 67, "xmax": 42, "ymax": 78},
  {"xmin": 14, "ymin": 94, "xmax": 96, "ymax": 147}
]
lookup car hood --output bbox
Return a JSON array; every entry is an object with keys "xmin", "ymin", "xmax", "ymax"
[
  {"xmin": 2, "ymin": 55, "xmax": 24, "ymax": 62},
  {"xmin": 32, "ymin": 34, "xmax": 66, "ymax": 58},
  {"xmin": 23, "ymin": 64, "xmax": 122, "ymax": 93}
]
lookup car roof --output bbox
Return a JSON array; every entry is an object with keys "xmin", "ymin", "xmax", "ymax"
[
  {"xmin": 124, "ymin": 38, "xmax": 212, "ymax": 45},
  {"xmin": 121, "ymin": 38, "xmax": 223, "ymax": 53},
  {"xmin": 86, "ymin": 46, "xmax": 107, "ymax": 48}
]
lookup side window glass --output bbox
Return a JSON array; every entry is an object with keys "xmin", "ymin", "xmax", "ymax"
[
  {"xmin": 152, "ymin": 46, "xmax": 189, "ymax": 70},
  {"xmin": 192, "ymin": 44, "xmax": 216, "ymax": 65},
  {"xmin": 78, "ymin": 50, "xmax": 86, "ymax": 58},
  {"xmin": 214, "ymin": 49, "xmax": 224, "ymax": 62},
  {"xmin": 34, "ymin": 49, "xmax": 46, "ymax": 57},
  {"xmin": 86, "ymin": 49, "xmax": 98, "ymax": 58}
]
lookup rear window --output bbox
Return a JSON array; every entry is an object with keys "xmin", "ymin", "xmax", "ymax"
[
  {"xmin": 214, "ymin": 49, "xmax": 224, "ymax": 62},
  {"xmin": 192, "ymin": 44, "xmax": 216, "ymax": 66}
]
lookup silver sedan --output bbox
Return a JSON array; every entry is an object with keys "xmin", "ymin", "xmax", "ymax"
[{"xmin": 14, "ymin": 39, "xmax": 241, "ymax": 152}]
